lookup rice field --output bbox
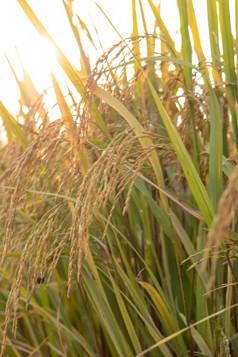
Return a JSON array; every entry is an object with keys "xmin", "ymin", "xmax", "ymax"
[{"xmin": 0, "ymin": 0, "xmax": 238, "ymax": 356}]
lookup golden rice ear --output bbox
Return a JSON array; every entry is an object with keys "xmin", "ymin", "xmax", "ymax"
[
  {"xmin": 66, "ymin": 127, "xmax": 153, "ymax": 297},
  {"xmin": 0, "ymin": 119, "xmax": 73, "ymax": 355},
  {"xmin": 2, "ymin": 0, "xmax": 238, "ymax": 354},
  {"xmin": 201, "ymin": 165, "xmax": 238, "ymax": 293}
]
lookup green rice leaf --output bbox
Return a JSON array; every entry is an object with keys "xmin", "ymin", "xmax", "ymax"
[
  {"xmin": 208, "ymin": 88, "xmax": 223, "ymax": 209},
  {"xmin": 177, "ymin": 0, "xmax": 192, "ymax": 88},
  {"xmin": 110, "ymin": 272, "xmax": 142, "ymax": 355},
  {"xmin": 0, "ymin": 101, "xmax": 29, "ymax": 148},
  {"xmin": 146, "ymin": 0, "xmax": 179, "ymax": 57},
  {"xmin": 170, "ymin": 211, "xmax": 208, "ymax": 287},
  {"xmin": 138, "ymin": 281, "xmax": 176, "ymax": 334},
  {"xmin": 147, "ymin": 82, "xmax": 215, "ymax": 225},
  {"xmin": 207, "ymin": 0, "xmax": 221, "ymax": 82},
  {"xmin": 179, "ymin": 312, "xmax": 213, "ymax": 357},
  {"xmin": 218, "ymin": 0, "xmax": 238, "ymax": 147},
  {"xmin": 136, "ymin": 303, "xmax": 238, "ymax": 356},
  {"xmin": 134, "ymin": 178, "xmax": 171, "ymax": 237},
  {"xmin": 82, "ymin": 264, "xmax": 134, "ymax": 357},
  {"xmin": 187, "ymin": 0, "xmax": 210, "ymax": 85}
]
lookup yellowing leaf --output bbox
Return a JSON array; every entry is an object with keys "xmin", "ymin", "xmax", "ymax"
[{"xmin": 0, "ymin": 101, "xmax": 29, "ymax": 148}]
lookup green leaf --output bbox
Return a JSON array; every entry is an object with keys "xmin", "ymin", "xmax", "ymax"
[
  {"xmin": 137, "ymin": 303, "xmax": 238, "ymax": 356},
  {"xmin": 218, "ymin": 0, "xmax": 238, "ymax": 148},
  {"xmin": 146, "ymin": 0, "xmax": 179, "ymax": 57},
  {"xmin": 208, "ymin": 88, "xmax": 223, "ymax": 209},
  {"xmin": 82, "ymin": 263, "xmax": 134, "ymax": 357},
  {"xmin": 147, "ymin": 82, "xmax": 215, "ymax": 225},
  {"xmin": 177, "ymin": 0, "xmax": 192, "ymax": 88},
  {"xmin": 110, "ymin": 272, "xmax": 142, "ymax": 355},
  {"xmin": 187, "ymin": 0, "xmax": 210, "ymax": 86},
  {"xmin": 0, "ymin": 101, "xmax": 29, "ymax": 148},
  {"xmin": 134, "ymin": 178, "xmax": 171, "ymax": 237},
  {"xmin": 179, "ymin": 311, "xmax": 213, "ymax": 357},
  {"xmin": 138, "ymin": 281, "xmax": 176, "ymax": 334}
]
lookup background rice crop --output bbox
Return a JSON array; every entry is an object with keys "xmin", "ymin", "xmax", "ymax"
[{"xmin": 0, "ymin": 1, "xmax": 238, "ymax": 356}]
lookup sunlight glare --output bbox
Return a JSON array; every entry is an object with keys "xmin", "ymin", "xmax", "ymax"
[{"xmin": 17, "ymin": 37, "xmax": 58, "ymax": 91}]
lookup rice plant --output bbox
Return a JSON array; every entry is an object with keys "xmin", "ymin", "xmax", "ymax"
[{"xmin": 0, "ymin": 0, "xmax": 238, "ymax": 356}]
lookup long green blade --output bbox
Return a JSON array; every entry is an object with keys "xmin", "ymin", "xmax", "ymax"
[
  {"xmin": 208, "ymin": 88, "xmax": 223, "ymax": 209},
  {"xmin": 147, "ymin": 83, "xmax": 215, "ymax": 225},
  {"xmin": 0, "ymin": 101, "xmax": 29, "ymax": 148}
]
